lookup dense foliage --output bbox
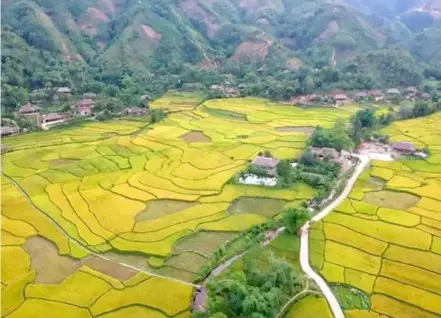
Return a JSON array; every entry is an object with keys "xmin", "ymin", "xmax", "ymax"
[
  {"xmin": 2, "ymin": 0, "xmax": 441, "ymax": 112},
  {"xmin": 308, "ymin": 120, "xmax": 355, "ymax": 151},
  {"xmin": 283, "ymin": 207, "xmax": 310, "ymax": 235},
  {"xmin": 199, "ymin": 252, "xmax": 304, "ymax": 318}
]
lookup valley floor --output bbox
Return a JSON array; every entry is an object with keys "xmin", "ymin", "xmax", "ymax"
[{"xmin": 2, "ymin": 96, "xmax": 440, "ymax": 318}]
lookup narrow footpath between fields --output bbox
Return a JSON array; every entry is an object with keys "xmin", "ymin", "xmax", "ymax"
[{"xmin": 2, "ymin": 174, "xmax": 201, "ymax": 289}]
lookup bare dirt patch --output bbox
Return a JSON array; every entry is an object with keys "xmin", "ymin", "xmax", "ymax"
[
  {"xmin": 318, "ymin": 20, "xmax": 339, "ymax": 40},
  {"xmin": 49, "ymin": 159, "xmax": 77, "ymax": 166},
  {"xmin": 136, "ymin": 200, "xmax": 198, "ymax": 222},
  {"xmin": 180, "ymin": 0, "xmax": 219, "ymax": 38},
  {"xmin": 179, "ymin": 131, "xmax": 212, "ymax": 143},
  {"xmin": 275, "ymin": 126, "xmax": 315, "ymax": 136},
  {"xmin": 79, "ymin": 7, "xmax": 110, "ymax": 37},
  {"xmin": 140, "ymin": 25, "xmax": 162, "ymax": 43},
  {"xmin": 366, "ymin": 177, "xmax": 386, "ymax": 191},
  {"xmin": 82, "ymin": 255, "xmax": 138, "ymax": 280},
  {"xmin": 232, "ymin": 40, "xmax": 270, "ymax": 60},
  {"xmin": 363, "ymin": 190, "xmax": 420, "ymax": 210},
  {"xmin": 197, "ymin": 57, "xmax": 216, "ymax": 69},
  {"xmin": 24, "ymin": 236, "xmax": 81, "ymax": 284}
]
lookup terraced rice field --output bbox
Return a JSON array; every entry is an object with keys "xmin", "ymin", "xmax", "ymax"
[
  {"xmin": 1, "ymin": 96, "xmax": 358, "ymax": 317},
  {"xmin": 311, "ymin": 112, "xmax": 441, "ymax": 317}
]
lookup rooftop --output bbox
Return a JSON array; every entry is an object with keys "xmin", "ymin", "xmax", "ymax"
[
  {"xmin": 19, "ymin": 103, "xmax": 40, "ymax": 114},
  {"xmin": 406, "ymin": 86, "xmax": 418, "ymax": 93},
  {"xmin": 310, "ymin": 147, "xmax": 340, "ymax": 159},
  {"xmin": 370, "ymin": 90, "xmax": 383, "ymax": 96},
  {"xmin": 252, "ymin": 156, "xmax": 280, "ymax": 168},
  {"xmin": 387, "ymin": 88, "xmax": 400, "ymax": 94},
  {"xmin": 57, "ymin": 87, "xmax": 71, "ymax": 93},
  {"xmin": 126, "ymin": 107, "xmax": 145, "ymax": 113},
  {"xmin": 391, "ymin": 142, "xmax": 416, "ymax": 152},
  {"xmin": 42, "ymin": 113, "xmax": 63, "ymax": 121},
  {"xmin": 78, "ymin": 99, "xmax": 95, "ymax": 107},
  {"xmin": 334, "ymin": 94, "xmax": 350, "ymax": 100},
  {"xmin": 1, "ymin": 126, "xmax": 19, "ymax": 135},
  {"xmin": 140, "ymin": 94, "xmax": 152, "ymax": 101}
]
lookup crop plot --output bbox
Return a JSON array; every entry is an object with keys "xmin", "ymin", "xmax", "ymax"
[
  {"xmin": 1, "ymin": 96, "xmax": 360, "ymax": 315},
  {"xmin": 311, "ymin": 112, "xmax": 441, "ymax": 317}
]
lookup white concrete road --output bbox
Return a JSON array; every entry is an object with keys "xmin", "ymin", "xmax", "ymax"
[{"xmin": 299, "ymin": 155, "xmax": 371, "ymax": 318}]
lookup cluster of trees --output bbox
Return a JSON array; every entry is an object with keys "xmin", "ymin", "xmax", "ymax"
[
  {"xmin": 199, "ymin": 252, "xmax": 304, "ymax": 318},
  {"xmin": 283, "ymin": 207, "xmax": 310, "ymax": 235},
  {"xmin": 308, "ymin": 119, "xmax": 354, "ymax": 151},
  {"xmin": 307, "ymin": 100, "xmax": 441, "ymax": 150},
  {"xmin": 276, "ymin": 151, "xmax": 341, "ymax": 202},
  {"xmin": 349, "ymin": 101, "xmax": 441, "ymax": 144},
  {"xmin": 3, "ymin": 0, "xmax": 441, "ymax": 119}
]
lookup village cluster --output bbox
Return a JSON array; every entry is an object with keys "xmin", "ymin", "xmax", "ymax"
[
  {"xmin": 1, "ymin": 85, "xmax": 433, "ymax": 138},
  {"xmin": 289, "ymin": 86, "xmax": 432, "ymax": 106},
  {"xmin": 1, "ymin": 88, "xmax": 150, "ymax": 137},
  {"xmin": 240, "ymin": 141, "xmax": 427, "ymax": 187}
]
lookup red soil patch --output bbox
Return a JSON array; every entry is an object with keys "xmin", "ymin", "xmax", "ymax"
[
  {"xmin": 231, "ymin": 40, "xmax": 271, "ymax": 60},
  {"xmin": 180, "ymin": 0, "xmax": 219, "ymax": 38},
  {"xmin": 197, "ymin": 57, "xmax": 216, "ymax": 69},
  {"xmin": 179, "ymin": 131, "xmax": 212, "ymax": 143},
  {"xmin": 79, "ymin": 7, "xmax": 110, "ymax": 37},
  {"xmin": 82, "ymin": 255, "xmax": 138, "ymax": 281},
  {"xmin": 318, "ymin": 20, "xmax": 339, "ymax": 40},
  {"xmin": 140, "ymin": 25, "xmax": 162, "ymax": 43},
  {"xmin": 24, "ymin": 236, "xmax": 81, "ymax": 284}
]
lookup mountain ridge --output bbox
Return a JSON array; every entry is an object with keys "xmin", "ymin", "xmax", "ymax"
[{"xmin": 2, "ymin": 0, "xmax": 440, "ymax": 110}]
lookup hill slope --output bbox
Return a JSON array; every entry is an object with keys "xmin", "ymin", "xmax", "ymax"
[{"xmin": 1, "ymin": 0, "xmax": 440, "ymax": 110}]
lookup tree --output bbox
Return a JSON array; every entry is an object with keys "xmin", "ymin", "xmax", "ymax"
[
  {"xmin": 150, "ymin": 109, "xmax": 166, "ymax": 123},
  {"xmin": 282, "ymin": 207, "xmax": 310, "ymax": 235},
  {"xmin": 412, "ymin": 101, "xmax": 432, "ymax": 117},
  {"xmin": 353, "ymin": 109, "xmax": 376, "ymax": 128},
  {"xmin": 308, "ymin": 121, "xmax": 354, "ymax": 151},
  {"xmin": 299, "ymin": 150, "xmax": 315, "ymax": 166}
]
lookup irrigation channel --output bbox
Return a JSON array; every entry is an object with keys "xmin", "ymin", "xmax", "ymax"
[{"xmin": 196, "ymin": 153, "xmax": 380, "ymax": 318}]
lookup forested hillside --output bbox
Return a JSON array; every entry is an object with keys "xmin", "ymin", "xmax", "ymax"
[{"xmin": 2, "ymin": 0, "xmax": 441, "ymax": 110}]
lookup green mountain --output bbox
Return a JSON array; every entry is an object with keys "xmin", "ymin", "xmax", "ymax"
[{"xmin": 1, "ymin": 0, "xmax": 440, "ymax": 110}]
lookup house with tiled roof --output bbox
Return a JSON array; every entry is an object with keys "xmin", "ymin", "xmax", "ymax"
[
  {"xmin": 18, "ymin": 103, "xmax": 40, "ymax": 115},
  {"xmin": 251, "ymin": 156, "xmax": 280, "ymax": 176}
]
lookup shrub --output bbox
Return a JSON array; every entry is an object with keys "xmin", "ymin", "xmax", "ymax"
[{"xmin": 282, "ymin": 207, "xmax": 310, "ymax": 235}]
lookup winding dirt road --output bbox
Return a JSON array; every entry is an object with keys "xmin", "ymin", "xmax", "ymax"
[{"xmin": 299, "ymin": 155, "xmax": 370, "ymax": 318}]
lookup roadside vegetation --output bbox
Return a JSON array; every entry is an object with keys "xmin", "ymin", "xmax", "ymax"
[{"xmin": 310, "ymin": 112, "xmax": 441, "ymax": 317}]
